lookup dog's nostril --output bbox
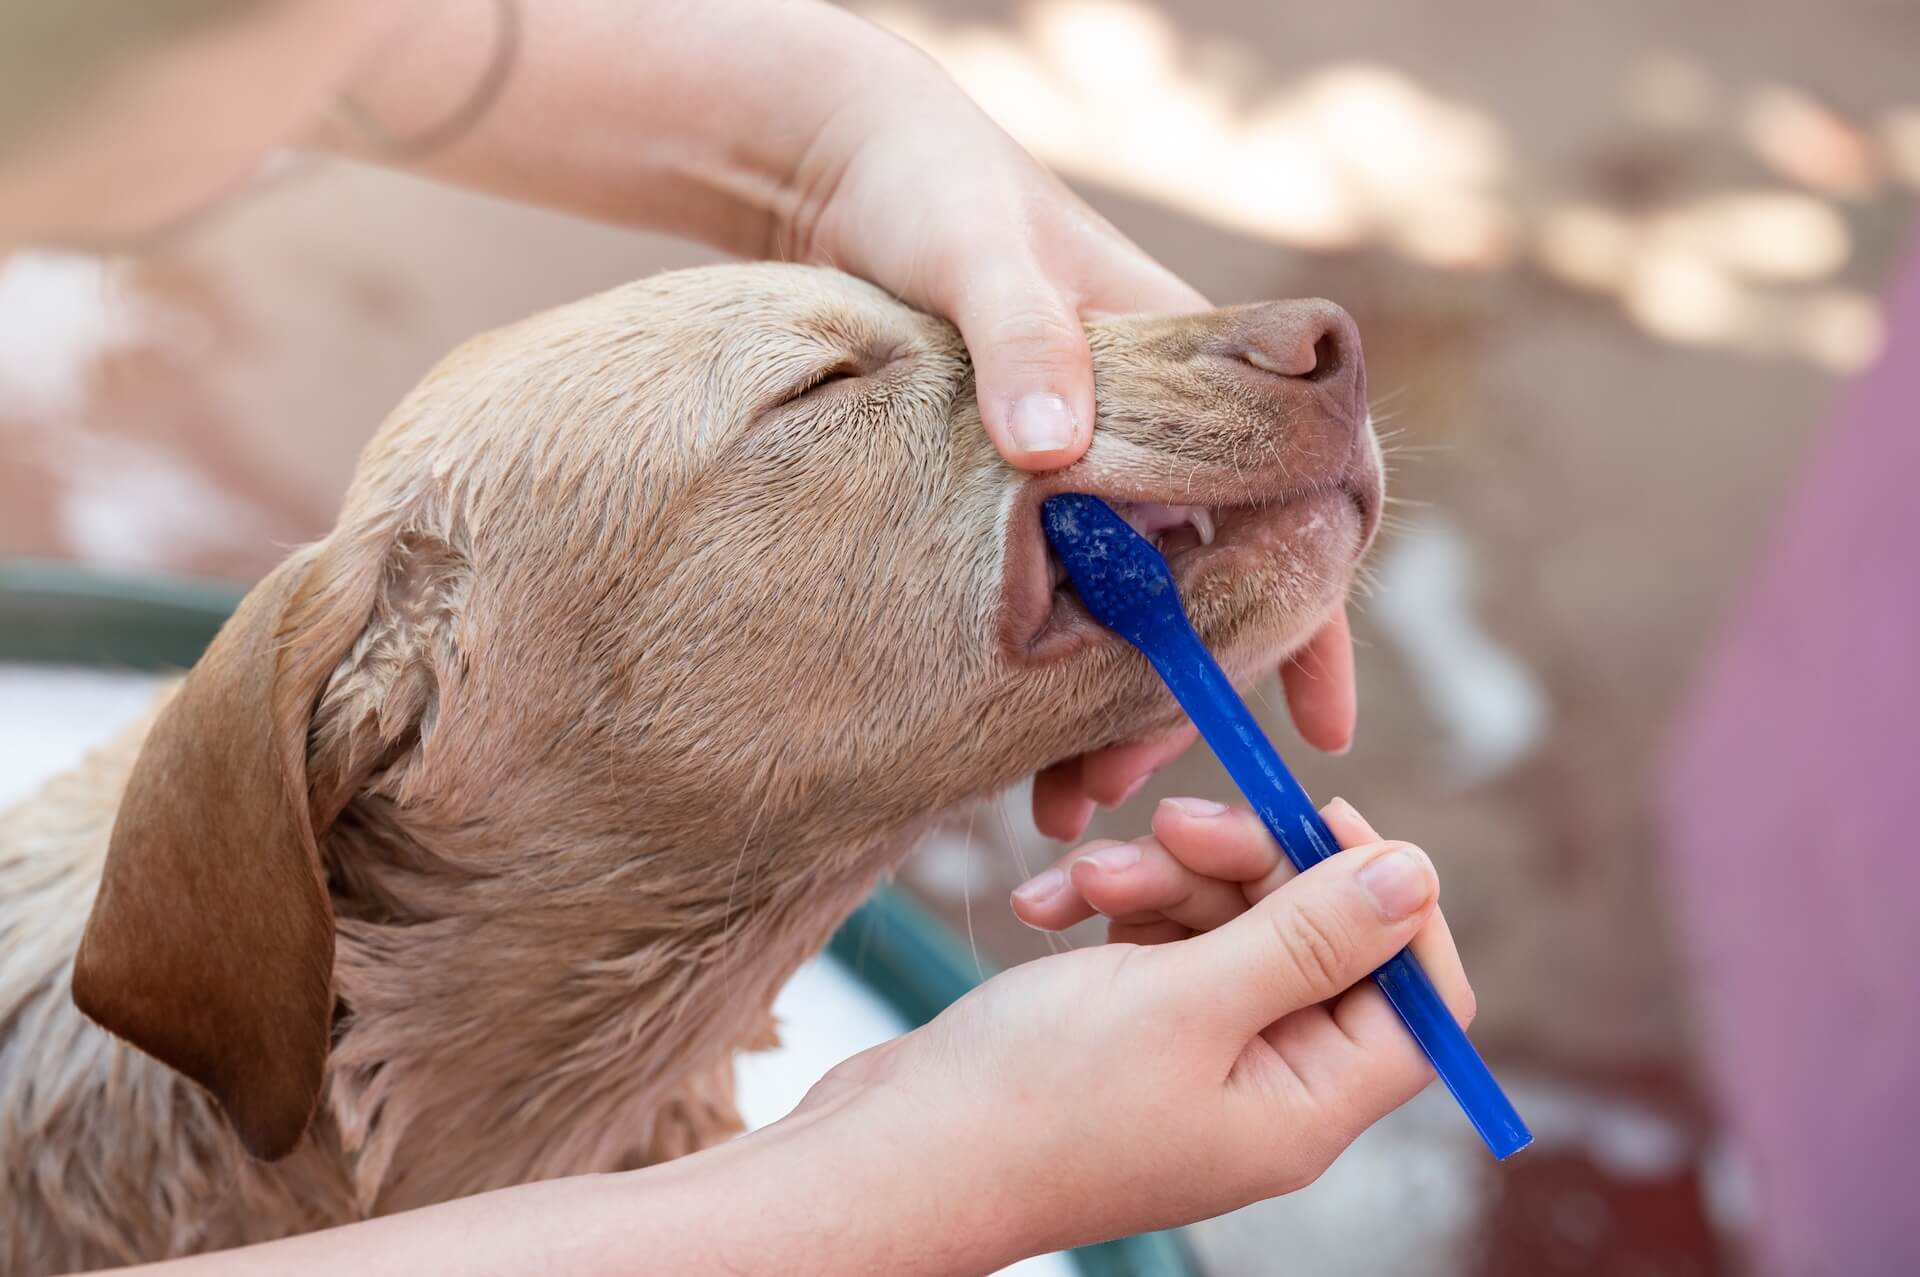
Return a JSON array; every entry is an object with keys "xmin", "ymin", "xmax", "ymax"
[
  {"xmin": 1308, "ymin": 332, "xmax": 1341, "ymax": 383},
  {"xmin": 1240, "ymin": 342, "xmax": 1317, "ymax": 379},
  {"xmin": 1232, "ymin": 300, "xmax": 1359, "ymax": 388}
]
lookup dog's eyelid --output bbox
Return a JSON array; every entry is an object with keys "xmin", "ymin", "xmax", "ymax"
[
  {"xmin": 770, "ymin": 352, "xmax": 895, "ymax": 409},
  {"xmin": 810, "ymin": 358, "xmax": 864, "ymax": 387}
]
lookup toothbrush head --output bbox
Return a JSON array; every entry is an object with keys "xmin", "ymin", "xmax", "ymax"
[{"xmin": 1040, "ymin": 493, "xmax": 1190, "ymax": 646}]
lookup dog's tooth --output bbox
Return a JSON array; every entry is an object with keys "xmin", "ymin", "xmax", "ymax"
[{"xmin": 1189, "ymin": 508, "xmax": 1216, "ymax": 546}]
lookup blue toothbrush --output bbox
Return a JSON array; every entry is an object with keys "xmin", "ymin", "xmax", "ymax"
[{"xmin": 1041, "ymin": 492, "xmax": 1532, "ymax": 1161}]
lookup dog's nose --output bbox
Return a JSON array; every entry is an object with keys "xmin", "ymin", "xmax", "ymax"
[{"xmin": 1220, "ymin": 299, "xmax": 1365, "ymax": 412}]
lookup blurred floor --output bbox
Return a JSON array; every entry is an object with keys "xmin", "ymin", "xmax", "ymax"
[{"xmin": 3, "ymin": 2, "xmax": 1916, "ymax": 1272}]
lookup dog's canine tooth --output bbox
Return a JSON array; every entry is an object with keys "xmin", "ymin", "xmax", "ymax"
[{"xmin": 1188, "ymin": 508, "xmax": 1216, "ymax": 546}]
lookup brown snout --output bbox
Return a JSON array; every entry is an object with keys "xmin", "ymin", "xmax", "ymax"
[{"xmin": 1214, "ymin": 298, "xmax": 1367, "ymax": 427}]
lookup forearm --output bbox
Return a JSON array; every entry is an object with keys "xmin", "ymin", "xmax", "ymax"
[
  {"xmin": 127, "ymin": 1088, "xmax": 1033, "ymax": 1277},
  {"xmin": 312, "ymin": 0, "xmax": 943, "ymax": 259}
]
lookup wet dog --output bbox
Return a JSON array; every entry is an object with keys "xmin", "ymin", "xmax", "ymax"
[{"xmin": 0, "ymin": 263, "xmax": 1379, "ymax": 1272}]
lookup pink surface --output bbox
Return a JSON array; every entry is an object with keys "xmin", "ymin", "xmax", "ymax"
[{"xmin": 1664, "ymin": 234, "xmax": 1920, "ymax": 1274}]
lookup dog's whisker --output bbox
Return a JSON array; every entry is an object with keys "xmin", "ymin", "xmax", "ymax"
[
  {"xmin": 961, "ymin": 807, "xmax": 984, "ymax": 983},
  {"xmin": 1377, "ymin": 511, "xmax": 1420, "ymax": 535},
  {"xmin": 996, "ymin": 794, "xmax": 1069, "ymax": 955}
]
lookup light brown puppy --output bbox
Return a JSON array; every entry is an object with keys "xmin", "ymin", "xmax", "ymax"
[{"xmin": 0, "ymin": 263, "xmax": 1380, "ymax": 1273}]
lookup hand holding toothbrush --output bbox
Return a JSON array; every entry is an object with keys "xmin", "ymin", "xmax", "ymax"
[
  {"xmin": 773, "ymin": 797, "xmax": 1472, "ymax": 1265},
  {"xmin": 1012, "ymin": 796, "xmax": 1466, "ymax": 973}
]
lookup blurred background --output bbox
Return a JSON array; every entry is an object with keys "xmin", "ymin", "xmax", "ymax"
[{"xmin": 3, "ymin": 2, "xmax": 1916, "ymax": 1273}]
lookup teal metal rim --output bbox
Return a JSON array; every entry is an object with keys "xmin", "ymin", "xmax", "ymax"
[{"xmin": 0, "ymin": 559, "xmax": 1199, "ymax": 1276}]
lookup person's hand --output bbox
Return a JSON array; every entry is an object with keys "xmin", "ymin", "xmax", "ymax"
[
  {"xmin": 1010, "ymin": 789, "xmax": 1420, "ymax": 944},
  {"xmin": 781, "ymin": 43, "xmax": 1202, "ymax": 471},
  {"xmin": 778, "ymin": 35, "xmax": 1358, "ymax": 832},
  {"xmin": 310, "ymin": 0, "xmax": 1356, "ymax": 842},
  {"xmin": 792, "ymin": 797, "xmax": 1472, "ymax": 1264}
]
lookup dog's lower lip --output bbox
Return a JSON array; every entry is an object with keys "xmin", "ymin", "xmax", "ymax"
[{"xmin": 1006, "ymin": 486, "xmax": 1359, "ymax": 664}]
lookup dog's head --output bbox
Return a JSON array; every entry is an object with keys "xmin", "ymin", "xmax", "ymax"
[{"xmin": 73, "ymin": 264, "xmax": 1380, "ymax": 1159}]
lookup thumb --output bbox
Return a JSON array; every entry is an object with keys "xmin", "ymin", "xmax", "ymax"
[
  {"xmin": 1167, "ymin": 842, "xmax": 1438, "ymax": 1042},
  {"xmin": 951, "ymin": 264, "xmax": 1094, "ymax": 471}
]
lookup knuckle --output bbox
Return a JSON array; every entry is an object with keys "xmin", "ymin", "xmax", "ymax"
[
  {"xmin": 982, "ymin": 301, "xmax": 1087, "ymax": 358},
  {"xmin": 1277, "ymin": 1123, "xmax": 1348, "ymax": 1194},
  {"xmin": 1272, "ymin": 905, "xmax": 1352, "ymax": 993},
  {"xmin": 1233, "ymin": 807, "xmax": 1285, "ymax": 864}
]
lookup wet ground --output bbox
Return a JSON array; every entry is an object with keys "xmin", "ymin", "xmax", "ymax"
[{"xmin": 4, "ymin": 2, "xmax": 1916, "ymax": 1271}]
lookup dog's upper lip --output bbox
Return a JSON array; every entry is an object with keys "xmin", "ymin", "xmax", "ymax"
[{"xmin": 997, "ymin": 457, "xmax": 1380, "ymax": 663}]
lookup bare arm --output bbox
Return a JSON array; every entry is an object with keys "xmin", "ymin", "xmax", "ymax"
[
  {"xmin": 315, "ymin": 0, "xmax": 911, "ymax": 260},
  {"xmin": 120, "ymin": 801, "xmax": 1467, "ymax": 1276},
  {"xmin": 308, "ymin": 0, "xmax": 1356, "ymax": 819},
  {"xmin": 137, "ymin": 1095, "xmax": 1024, "ymax": 1277}
]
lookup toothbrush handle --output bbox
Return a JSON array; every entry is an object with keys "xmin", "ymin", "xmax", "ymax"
[{"xmin": 1139, "ymin": 621, "xmax": 1533, "ymax": 1161}]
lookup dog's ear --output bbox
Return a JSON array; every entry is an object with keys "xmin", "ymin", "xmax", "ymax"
[{"xmin": 71, "ymin": 538, "xmax": 392, "ymax": 1161}]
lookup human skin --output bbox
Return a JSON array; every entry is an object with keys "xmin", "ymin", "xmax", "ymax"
[
  {"xmin": 0, "ymin": 0, "xmax": 1359, "ymax": 830},
  {"xmin": 8, "ymin": 8, "xmax": 1469, "ymax": 1269},
  {"xmin": 110, "ymin": 798, "xmax": 1467, "ymax": 1274}
]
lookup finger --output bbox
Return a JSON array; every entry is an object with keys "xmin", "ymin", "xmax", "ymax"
[
  {"xmin": 1237, "ymin": 796, "xmax": 1373, "ymax": 906},
  {"xmin": 1031, "ymin": 759, "xmax": 1095, "ymax": 842},
  {"xmin": 1293, "ymin": 905, "xmax": 1476, "ymax": 1124},
  {"xmin": 1163, "ymin": 841, "xmax": 1439, "ymax": 1042},
  {"xmin": 1329, "ymin": 906, "xmax": 1474, "ymax": 1048},
  {"xmin": 950, "ymin": 264, "xmax": 1094, "ymax": 471},
  {"xmin": 1108, "ymin": 918, "xmax": 1194, "ymax": 946},
  {"xmin": 1048, "ymin": 194, "xmax": 1211, "ymax": 317},
  {"xmin": 1065, "ymin": 837, "xmax": 1251, "ymax": 933},
  {"xmin": 1298, "ymin": 798, "xmax": 1476, "ymax": 1024},
  {"xmin": 1073, "ymin": 249, "xmax": 1210, "ymax": 320},
  {"xmin": 1009, "ymin": 839, "xmax": 1126, "ymax": 931},
  {"xmin": 1275, "ymin": 797, "xmax": 1478, "ymax": 1112},
  {"xmin": 1075, "ymin": 723, "xmax": 1198, "ymax": 807},
  {"xmin": 1318, "ymin": 795, "xmax": 1378, "ymax": 847},
  {"xmin": 1010, "ymin": 829, "xmax": 1251, "ymax": 933},
  {"xmin": 1149, "ymin": 798, "xmax": 1286, "ymax": 884},
  {"xmin": 1281, "ymin": 608, "xmax": 1356, "ymax": 754}
]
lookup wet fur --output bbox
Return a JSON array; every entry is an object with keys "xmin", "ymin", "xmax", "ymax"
[{"xmin": 0, "ymin": 264, "xmax": 1375, "ymax": 1273}]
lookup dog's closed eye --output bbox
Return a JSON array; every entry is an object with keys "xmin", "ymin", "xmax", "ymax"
[{"xmin": 775, "ymin": 359, "xmax": 864, "ymax": 408}]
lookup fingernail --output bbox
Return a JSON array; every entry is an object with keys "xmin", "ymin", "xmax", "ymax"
[
  {"xmin": 1162, "ymin": 796, "xmax": 1227, "ymax": 818},
  {"xmin": 1009, "ymin": 392, "xmax": 1077, "ymax": 454},
  {"xmin": 1084, "ymin": 842, "xmax": 1142, "ymax": 872},
  {"xmin": 1357, "ymin": 845, "xmax": 1434, "ymax": 920},
  {"xmin": 1014, "ymin": 867, "xmax": 1067, "ymax": 903}
]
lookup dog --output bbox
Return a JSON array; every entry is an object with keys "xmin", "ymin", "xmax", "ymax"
[{"xmin": 0, "ymin": 262, "xmax": 1380, "ymax": 1273}]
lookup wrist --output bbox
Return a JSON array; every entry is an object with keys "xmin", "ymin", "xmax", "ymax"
[
  {"xmin": 638, "ymin": 1069, "xmax": 1043, "ymax": 1275},
  {"xmin": 767, "ymin": 14, "xmax": 976, "ymax": 265},
  {"xmin": 299, "ymin": 0, "xmax": 955, "ymax": 260}
]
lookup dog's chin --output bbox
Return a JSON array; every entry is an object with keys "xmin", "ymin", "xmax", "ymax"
[{"xmin": 1000, "ymin": 479, "xmax": 1375, "ymax": 667}]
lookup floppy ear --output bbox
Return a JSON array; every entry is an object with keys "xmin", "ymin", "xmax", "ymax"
[{"xmin": 72, "ymin": 542, "xmax": 384, "ymax": 1161}]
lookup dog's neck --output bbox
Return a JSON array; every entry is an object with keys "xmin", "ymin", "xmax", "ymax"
[
  {"xmin": 313, "ymin": 789, "xmax": 922, "ymax": 1211},
  {"xmin": 3, "ymin": 696, "xmax": 936, "ymax": 1270}
]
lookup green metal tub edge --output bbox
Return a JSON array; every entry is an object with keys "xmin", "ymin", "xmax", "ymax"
[{"xmin": 0, "ymin": 559, "xmax": 1199, "ymax": 1277}]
